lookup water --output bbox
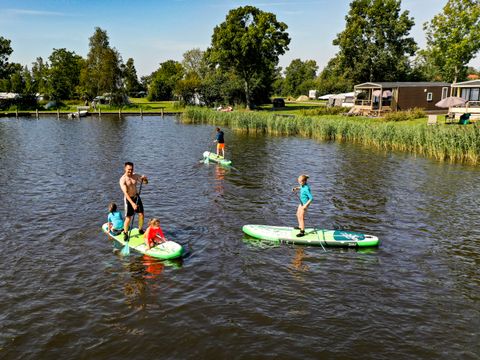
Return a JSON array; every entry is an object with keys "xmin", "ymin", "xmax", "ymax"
[{"xmin": 0, "ymin": 115, "xmax": 478, "ymax": 359}]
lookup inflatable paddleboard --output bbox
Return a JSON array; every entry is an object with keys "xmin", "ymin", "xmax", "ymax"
[
  {"xmin": 203, "ymin": 151, "xmax": 232, "ymax": 166},
  {"xmin": 102, "ymin": 223, "xmax": 184, "ymax": 259},
  {"xmin": 242, "ymin": 225, "xmax": 380, "ymax": 247}
]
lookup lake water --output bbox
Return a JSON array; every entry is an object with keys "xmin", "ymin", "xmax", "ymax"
[{"xmin": 0, "ymin": 115, "xmax": 479, "ymax": 359}]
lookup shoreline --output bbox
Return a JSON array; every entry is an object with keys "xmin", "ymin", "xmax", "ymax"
[{"xmin": 0, "ymin": 110, "xmax": 183, "ymax": 118}]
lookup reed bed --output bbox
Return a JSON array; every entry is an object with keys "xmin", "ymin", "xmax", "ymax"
[{"xmin": 181, "ymin": 107, "xmax": 480, "ymax": 164}]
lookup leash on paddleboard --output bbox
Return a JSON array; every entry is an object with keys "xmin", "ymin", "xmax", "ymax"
[
  {"xmin": 121, "ymin": 181, "xmax": 143, "ymax": 256},
  {"xmin": 291, "ymin": 189, "xmax": 327, "ymax": 252}
]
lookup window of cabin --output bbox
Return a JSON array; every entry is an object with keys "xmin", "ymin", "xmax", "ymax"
[
  {"xmin": 470, "ymin": 88, "xmax": 479, "ymax": 101},
  {"xmin": 427, "ymin": 92, "xmax": 433, "ymax": 101},
  {"xmin": 461, "ymin": 88, "xmax": 470, "ymax": 100},
  {"xmin": 441, "ymin": 87, "xmax": 448, "ymax": 99}
]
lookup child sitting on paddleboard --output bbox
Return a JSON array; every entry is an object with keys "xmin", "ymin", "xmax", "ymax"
[
  {"xmin": 107, "ymin": 202, "xmax": 124, "ymax": 236},
  {"xmin": 144, "ymin": 218, "xmax": 167, "ymax": 250},
  {"xmin": 292, "ymin": 175, "xmax": 313, "ymax": 237}
]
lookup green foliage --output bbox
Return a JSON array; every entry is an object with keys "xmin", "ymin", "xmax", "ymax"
[
  {"xmin": 383, "ymin": 108, "xmax": 425, "ymax": 121},
  {"xmin": 300, "ymin": 106, "xmax": 349, "ymax": 116},
  {"xmin": 283, "ymin": 59, "xmax": 318, "ymax": 97},
  {"xmin": 423, "ymin": 0, "xmax": 480, "ymax": 82},
  {"xmin": 31, "ymin": 57, "xmax": 49, "ymax": 95},
  {"xmin": 207, "ymin": 6, "xmax": 290, "ymax": 109},
  {"xmin": 147, "ymin": 60, "xmax": 184, "ymax": 101},
  {"xmin": 80, "ymin": 27, "xmax": 124, "ymax": 102},
  {"xmin": 332, "ymin": 0, "xmax": 417, "ymax": 84},
  {"xmin": 182, "ymin": 48, "xmax": 208, "ymax": 79},
  {"xmin": 175, "ymin": 72, "xmax": 202, "ymax": 105},
  {"xmin": 48, "ymin": 48, "xmax": 83, "ymax": 100},
  {"xmin": 182, "ymin": 107, "xmax": 480, "ymax": 164},
  {"xmin": 0, "ymin": 36, "xmax": 13, "ymax": 79},
  {"xmin": 123, "ymin": 58, "xmax": 142, "ymax": 96}
]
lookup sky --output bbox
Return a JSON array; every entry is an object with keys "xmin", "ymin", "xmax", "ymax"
[{"xmin": 1, "ymin": 0, "xmax": 479, "ymax": 77}]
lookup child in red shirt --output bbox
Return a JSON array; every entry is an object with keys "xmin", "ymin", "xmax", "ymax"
[{"xmin": 144, "ymin": 218, "xmax": 166, "ymax": 250}]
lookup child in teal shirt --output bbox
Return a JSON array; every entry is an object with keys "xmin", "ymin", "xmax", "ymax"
[
  {"xmin": 107, "ymin": 202, "xmax": 124, "ymax": 236},
  {"xmin": 292, "ymin": 174, "xmax": 313, "ymax": 237}
]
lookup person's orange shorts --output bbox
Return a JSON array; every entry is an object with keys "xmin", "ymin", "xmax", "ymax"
[{"xmin": 217, "ymin": 143, "xmax": 225, "ymax": 151}]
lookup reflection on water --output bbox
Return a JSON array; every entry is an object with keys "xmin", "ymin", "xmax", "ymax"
[{"xmin": 0, "ymin": 115, "xmax": 478, "ymax": 359}]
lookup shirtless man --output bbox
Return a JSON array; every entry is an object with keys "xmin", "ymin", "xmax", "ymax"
[{"xmin": 119, "ymin": 162, "xmax": 148, "ymax": 241}]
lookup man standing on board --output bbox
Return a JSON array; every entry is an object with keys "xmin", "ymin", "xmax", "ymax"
[{"xmin": 119, "ymin": 162, "xmax": 148, "ymax": 241}]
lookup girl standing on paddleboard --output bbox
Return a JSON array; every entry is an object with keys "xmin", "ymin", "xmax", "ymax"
[{"xmin": 292, "ymin": 174, "xmax": 313, "ymax": 237}]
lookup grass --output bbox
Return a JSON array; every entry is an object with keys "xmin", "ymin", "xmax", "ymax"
[{"xmin": 181, "ymin": 106, "xmax": 480, "ymax": 165}]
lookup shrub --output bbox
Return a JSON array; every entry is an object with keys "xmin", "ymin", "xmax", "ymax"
[{"xmin": 383, "ymin": 108, "xmax": 425, "ymax": 122}]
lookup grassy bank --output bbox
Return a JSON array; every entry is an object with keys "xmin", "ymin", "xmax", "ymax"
[{"xmin": 181, "ymin": 107, "xmax": 480, "ymax": 164}]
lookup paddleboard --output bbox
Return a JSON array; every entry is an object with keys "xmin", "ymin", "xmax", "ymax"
[
  {"xmin": 242, "ymin": 224, "xmax": 380, "ymax": 247},
  {"xmin": 203, "ymin": 151, "xmax": 232, "ymax": 166},
  {"xmin": 102, "ymin": 223, "xmax": 184, "ymax": 260}
]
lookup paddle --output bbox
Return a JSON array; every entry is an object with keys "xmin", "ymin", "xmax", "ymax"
[
  {"xmin": 292, "ymin": 188, "xmax": 327, "ymax": 252},
  {"xmin": 121, "ymin": 181, "xmax": 143, "ymax": 256}
]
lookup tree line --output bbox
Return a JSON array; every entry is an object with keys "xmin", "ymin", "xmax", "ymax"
[{"xmin": 0, "ymin": 0, "xmax": 478, "ymax": 109}]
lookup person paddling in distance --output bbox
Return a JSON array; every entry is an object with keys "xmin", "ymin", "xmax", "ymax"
[
  {"xmin": 292, "ymin": 174, "xmax": 313, "ymax": 237},
  {"xmin": 214, "ymin": 127, "xmax": 225, "ymax": 158},
  {"xmin": 144, "ymin": 218, "xmax": 167, "ymax": 250},
  {"xmin": 107, "ymin": 202, "xmax": 124, "ymax": 236},
  {"xmin": 119, "ymin": 162, "xmax": 148, "ymax": 241}
]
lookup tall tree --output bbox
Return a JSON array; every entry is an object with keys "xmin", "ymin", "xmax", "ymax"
[
  {"xmin": 147, "ymin": 60, "xmax": 184, "ymax": 101},
  {"xmin": 123, "ymin": 58, "xmax": 142, "ymax": 96},
  {"xmin": 31, "ymin": 57, "xmax": 50, "ymax": 95},
  {"xmin": 182, "ymin": 48, "xmax": 208, "ymax": 78},
  {"xmin": 48, "ymin": 48, "xmax": 83, "ymax": 100},
  {"xmin": 0, "ymin": 36, "xmax": 13, "ymax": 79},
  {"xmin": 207, "ymin": 6, "xmax": 290, "ymax": 109},
  {"xmin": 283, "ymin": 59, "xmax": 318, "ymax": 97},
  {"xmin": 423, "ymin": 0, "xmax": 480, "ymax": 83},
  {"xmin": 332, "ymin": 0, "xmax": 417, "ymax": 84},
  {"xmin": 80, "ymin": 27, "xmax": 124, "ymax": 101}
]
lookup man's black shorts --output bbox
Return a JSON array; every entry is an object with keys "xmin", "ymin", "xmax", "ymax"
[{"xmin": 124, "ymin": 195, "xmax": 144, "ymax": 217}]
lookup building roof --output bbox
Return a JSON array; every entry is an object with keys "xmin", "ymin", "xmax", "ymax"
[
  {"xmin": 354, "ymin": 82, "xmax": 450, "ymax": 89},
  {"xmin": 451, "ymin": 79, "xmax": 480, "ymax": 88}
]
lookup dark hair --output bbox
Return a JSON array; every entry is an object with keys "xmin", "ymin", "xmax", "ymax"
[
  {"xmin": 216, "ymin": 127, "xmax": 220, "ymax": 131},
  {"xmin": 124, "ymin": 161, "xmax": 133, "ymax": 167},
  {"xmin": 108, "ymin": 202, "xmax": 117, "ymax": 213}
]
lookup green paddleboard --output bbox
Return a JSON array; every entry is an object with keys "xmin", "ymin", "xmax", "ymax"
[
  {"xmin": 102, "ymin": 223, "xmax": 184, "ymax": 260},
  {"xmin": 203, "ymin": 151, "xmax": 232, "ymax": 166},
  {"xmin": 242, "ymin": 224, "xmax": 380, "ymax": 247}
]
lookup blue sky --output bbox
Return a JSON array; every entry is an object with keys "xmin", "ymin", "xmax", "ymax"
[{"xmin": 1, "ymin": 0, "xmax": 478, "ymax": 77}]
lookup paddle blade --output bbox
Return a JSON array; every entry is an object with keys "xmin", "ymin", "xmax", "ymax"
[{"xmin": 120, "ymin": 243, "xmax": 130, "ymax": 256}]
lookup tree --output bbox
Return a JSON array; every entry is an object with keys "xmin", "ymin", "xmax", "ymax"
[
  {"xmin": 283, "ymin": 59, "xmax": 318, "ymax": 97},
  {"xmin": 332, "ymin": 0, "xmax": 417, "ymax": 84},
  {"xmin": 31, "ymin": 57, "xmax": 50, "ymax": 95},
  {"xmin": 80, "ymin": 27, "xmax": 124, "ymax": 102},
  {"xmin": 123, "ymin": 58, "xmax": 142, "ymax": 96},
  {"xmin": 0, "ymin": 36, "xmax": 13, "ymax": 79},
  {"xmin": 147, "ymin": 60, "xmax": 184, "ymax": 101},
  {"xmin": 48, "ymin": 48, "xmax": 83, "ymax": 100},
  {"xmin": 182, "ymin": 48, "xmax": 208, "ymax": 79},
  {"xmin": 207, "ymin": 6, "xmax": 290, "ymax": 109},
  {"xmin": 423, "ymin": 0, "xmax": 480, "ymax": 83}
]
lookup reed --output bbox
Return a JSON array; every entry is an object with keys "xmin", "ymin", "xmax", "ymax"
[{"xmin": 181, "ymin": 107, "xmax": 480, "ymax": 164}]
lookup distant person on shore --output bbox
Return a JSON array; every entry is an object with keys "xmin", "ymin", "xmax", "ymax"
[
  {"xmin": 107, "ymin": 202, "xmax": 124, "ymax": 236},
  {"xmin": 144, "ymin": 218, "xmax": 167, "ymax": 250},
  {"xmin": 214, "ymin": 127, "xmax": 225, "ymax": 158},
  {"xmin": 292, "ymin": 174, "xmax": 313, "ymax": 237},
  {"xmin": 119, "ymin": 162, "xmax": 148, "ymax": 241}
]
